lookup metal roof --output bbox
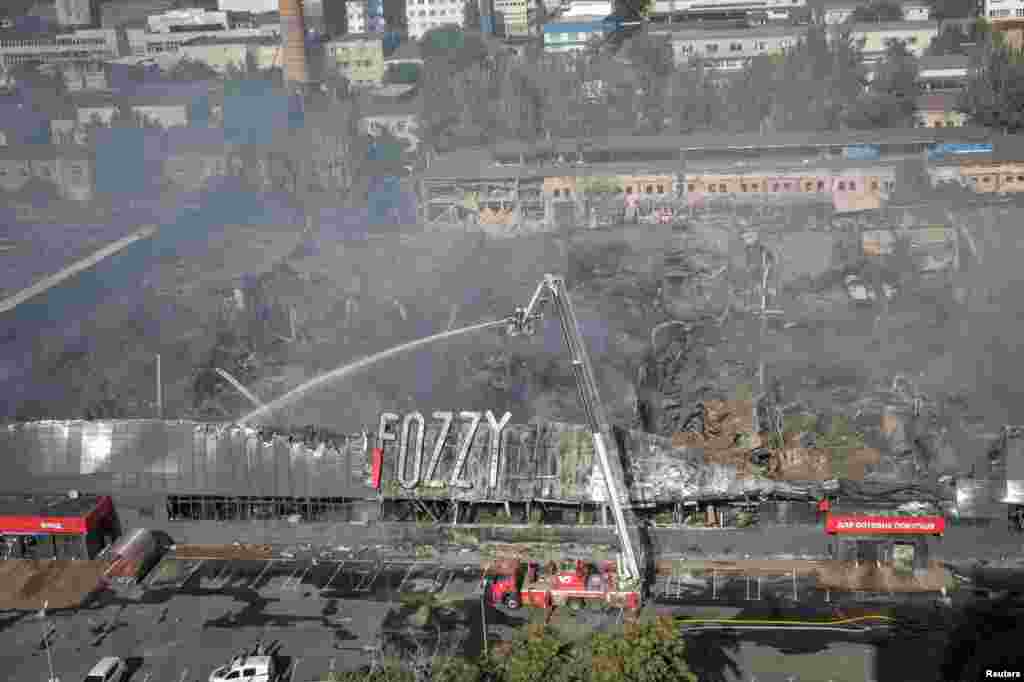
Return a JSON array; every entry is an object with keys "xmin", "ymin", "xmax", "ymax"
[
  {"xmin": 493, "ymin": 127, "xmax": 994, "ymax": 159},
  {"xmin": 917, "ymin": 54, "xmax": 971, "ymax": 72},
  {"xmin": 846, "ymin": 20, "xmax": 939, "ymax": 32},
  {"xmin": 650, "ymin": 24, "xmax": 799, "ymax": 40},
  {"xmin": 0, "ymin": 493, "xmax": 104, "ymax": 519}
]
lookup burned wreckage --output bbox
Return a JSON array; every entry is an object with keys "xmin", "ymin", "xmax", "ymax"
[{"xmin": 365, "ymin": 406, "xmax": 941, "ymax": 525}]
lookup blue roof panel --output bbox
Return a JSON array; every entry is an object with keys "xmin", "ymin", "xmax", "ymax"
[{"xmin": 542, "ymin": 21, "xmax": 606, "ymax": 33}]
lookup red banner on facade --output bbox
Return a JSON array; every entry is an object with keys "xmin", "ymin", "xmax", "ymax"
[
  {"xmin": 0, "ymin": 515, "xmax": 88, "ymax": 535},
  {"xmin": 371, "ymin": 447, "xmax": 384, "ymax": 490},
  {"xmin": 826, "ymin": 514, "xmax": 945, "ymax": 535}
]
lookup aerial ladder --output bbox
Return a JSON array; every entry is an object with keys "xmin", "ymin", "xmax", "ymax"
[{"xmin": 506, "ymin": 274, "xmax": 643, "ymax": 586}]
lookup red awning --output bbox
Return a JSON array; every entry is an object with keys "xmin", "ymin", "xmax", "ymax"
[
  {"xmin": 0, "ymin": 515, "xmax": 88, "ymax": 535},
  {"xmin": 826, "ymin": 514, "xmax": 945, "ymax": 536}
]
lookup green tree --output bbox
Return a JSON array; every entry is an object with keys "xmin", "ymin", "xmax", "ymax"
[
  {"xmin": 464, "ymin": 0, "xmax": 481, "ymax": 31},
  {"xmin": 926, "ymin": 25, "xmax": 972, "ymax": 56},
  {"xmin": 497, "ymin": 624, "xmax": 579, "ymax": 682},
  {"xmin": 764, "ymin": 25, "xmax": 867, "ymax": 131},
  {"xmin": 959, "ymin": 30, "xmax": 1024, "ymax": 132},
  {"xmin": 586, "ymin": 618, "xmax": 698, "ymax": 682},
  {"xmin": 385, "ymin": 62, "xmax": 421, "ymax": 84},
  {"xmin": 927, "ymin": 0, "xmax": 974, "ymax": 21},
  {"xmin": 166, "ymin": 56, "xmax": 220, "ymax": 81},
  {"xmin": 850, "ymin": 0, "xmax": 904, "ymax": 22},
  {"xmin": 626, "ymin": 33, "xmax": 674, "ymax": 133},
  {"xmin": 848, "ymin": 40, "xmax": 920, "ymax": 128}
]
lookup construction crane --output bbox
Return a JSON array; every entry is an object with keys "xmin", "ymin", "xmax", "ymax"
[{"xmin": 506, "ymin": 274, "xmax": 642, "ymax": 585}]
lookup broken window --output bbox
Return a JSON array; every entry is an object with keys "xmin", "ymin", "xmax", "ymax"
[{"xmin": 718, "ymin": 183, "xmax": 726, "ymax": 192}]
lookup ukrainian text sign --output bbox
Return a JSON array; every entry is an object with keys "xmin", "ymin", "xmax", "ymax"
[{"xmin": 825, "ymin": 514, "xmax": 945, "ymax": 535}]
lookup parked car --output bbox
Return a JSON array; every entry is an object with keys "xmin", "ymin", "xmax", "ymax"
[
  {"xmin": 84, "ymin": 657, "xmax": 126, "ymax": 682},
  {"xmin": 209, "ymin": 655, "xmax": 277, "ymax": 682}
]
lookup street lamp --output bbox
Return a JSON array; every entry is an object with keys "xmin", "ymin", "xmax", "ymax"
[{"xmin": 39, "ymin": 601, "xmax": 59, "ymax": 682}]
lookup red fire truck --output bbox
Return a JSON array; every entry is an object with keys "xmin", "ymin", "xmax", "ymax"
[
  {"xmin": 0, "ymin": 493, "xmax": 121, "ymax": 561},
  {"xmin": 485, "ymin": 557, "xmax": 641, "ymax": 612}
]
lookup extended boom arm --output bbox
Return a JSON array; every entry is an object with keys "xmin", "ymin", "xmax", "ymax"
[{"xmin": 507, "ymin": 275, "xmax": 641, "ymax": 584}]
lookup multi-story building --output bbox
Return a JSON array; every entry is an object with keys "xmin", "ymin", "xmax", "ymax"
[
  {"xmin": 58, "ymin": 61, "xmax": 108, "ymax": 91},
  {"xmin": 842, "ymin": 20, "xmax": 938, "ymax": 61},
  {"xmin": 0, "ymin": 144, "xmax": 94, "ymax": 200},
  {"xmin": 542, "ymin": 15, "xmax": 607, "ymax": 52},
  {"xmin": 494, "ymin": 0, "xmax": 531, "ymax": 36},
  {"xmin": 651, "ymin": 24, "xmax": 797, "ymax": 68},
  {"xmin": 147, "ymin": 9, "xmax": 232, "ymax": 33},
  {"xmin": 562, "ymin": 0, "xmax": 610, "ymax": 17},
  {"xmin": 56, "ymin": 0, "xmax": 100, "ymax": 28},
  {"xmin": 818, "ymin": 0, "xmax": 931, "ymax": 24},
  {"xmin": 0, "ymin": 28, "xmax": 121, "ymax": 69},
  {"xmin": 124, "ymin": 27, "xmax": 270, "ymax": 58},
  {"xmin": 915, "ymin": 54, "xmax": 971, "ymax": 91},
  {"xmin": 914, "ymin": 92, "xmax": 970, "ymax": 128},
  {"xmin": 175, "ymin": 35, "xmax": 283, "ymax": 73},
  {"xmin": 325, "ymin": 33, "xmax": 385, "ymax": 86},
  {"xmin": 983, "ymin": 0, "xmax": 1024, "ymax": 47},
  {"xmin": 649, "ymin": 0, "xmax": 804, "ymax": 21},
  {"xmin": 405, "ymin": 0, "xmax": 465, "ymax": 39},
  {"xmin": 347, "ymin": 0, "xmax": 368, "ymax": 32}
]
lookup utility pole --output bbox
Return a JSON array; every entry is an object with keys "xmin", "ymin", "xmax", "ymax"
[
  {"xmin": 40, "ymin": 601, "xmax": 59, "ymax": 682},
  {"xmin": 155, "ymin": 353, "xmax": 163, "ymax": 418}
]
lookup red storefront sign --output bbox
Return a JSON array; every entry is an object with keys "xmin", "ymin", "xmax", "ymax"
[
  {"xmin": 826, "ymin": 514, "xmax": 945, "ymax": 535},
  {"xmin": 0, "ymin": 515, "xmax": 87, "ymax": 535},
  {"xmin": 371, "ymin": 447, "xmax": 384, "ymax": 490},
  {"xmin": 0, "ymin": 496, "xmax": 113, "ymax": 535}
]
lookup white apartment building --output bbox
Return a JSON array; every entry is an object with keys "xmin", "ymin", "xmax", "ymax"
[
  {"xmin": 984, "ymin": 0, "xmax": 1024, "ymax": 20},
  {"xmin": 562, "ymin": 0, "xmax": 611, "ymax": 17},
  {"xmin": 0, "ymin": 28, "xmax": 119, "ymax": 69},
  {"xmin": 125, "ymin": 27, "xmax": 270, "ymax": 57},
  {"xmin": 147, "ymin": 9, "xmax": 232, "ymax": 34},
  {"xmin": 56, "ymin": 0, "xmax": 99, "ymax": 28},
  {"xmin": 495, "ymin": 0, "xmax": 531, "ymax": 36},
  {"xmin": 347, "ymin": 0, "xmax": 367, "ymax": 33},
  {"xmin": 406, "ymin": 0, "xmax": 465, "ymax": 39}
]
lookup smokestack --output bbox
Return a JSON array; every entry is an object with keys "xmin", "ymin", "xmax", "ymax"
[{"xmin": 279, "ymin": 0, "xmax": 310, "ymax": 85}]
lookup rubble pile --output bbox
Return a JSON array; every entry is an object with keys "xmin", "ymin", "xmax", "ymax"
[{"xmin": 665, "ymin": 399, "xmax": 885, "ymax": 484}]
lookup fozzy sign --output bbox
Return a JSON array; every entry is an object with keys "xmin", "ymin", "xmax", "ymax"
[{"xmin": 373, "ymin": 411, "xmax": 512, "ymax": 491}]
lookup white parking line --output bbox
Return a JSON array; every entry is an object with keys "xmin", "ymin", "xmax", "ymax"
[
  {"xmin": 283, "ymin": 565, "xmax": 310, "ymax": 592},
  {"xmin": 396, "ymin": 562, "xmax": 421, "ymax": 593},
  {"xmin": 355, "ymin": 562, "xmax": 383, "ymax": 592},
  {"xmin": 320, "ymin": 561, "xmax": 346, "ymax": 592},
  {"xmin": 439, "ymin": 569, "xmax": 457, "ymax": 595},
  {"xmin": 249, "ymin": 560, "xmax": 275, "ymax": 589}
]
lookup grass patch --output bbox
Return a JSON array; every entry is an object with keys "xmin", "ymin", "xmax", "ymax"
[
  {"xmin": 558, "ymin": 430, "xmax": 594, "ymax": 494},
  {"xmin": 818, "ymin": 415, "xmax": 866, "ymax": 449},
  {"xmin": 414, "ymin": 544, "xmax": 438, "ymax": 559},
  {"xmin": 783, "ymin": 413, "xmax": 819, "ymax": 434},
  {"xmin": 735, "ymin": 383, "xmax": 753, "ymax": 402},
  {"xmin": 445, "ymin": 529, "xmax": 481, "ymax": 547}
]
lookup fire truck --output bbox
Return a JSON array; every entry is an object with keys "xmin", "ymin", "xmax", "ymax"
[
  {"xmin": 486, "ymin": 275, "xmax": 645, "ymax": 612},
  {"xmin": 485, "ymin": 557, "xmax": 641, "ymax": 612}
]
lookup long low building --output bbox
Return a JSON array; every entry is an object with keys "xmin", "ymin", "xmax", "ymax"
[
  {"xmin": 418, "ymin": 128, "xmax": 1018, "ymax": 230},
  {"xmin": 650, "ymin": 20, "xmax": 939, "ymax": 69},
  {"xmin": 0, "ymin": 28, "xmax": 120, "ymax": 68}
]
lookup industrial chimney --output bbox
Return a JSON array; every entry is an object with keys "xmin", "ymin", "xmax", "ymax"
[{"xmin": 279, "ymin": 0, "xmax": 310, "ymax": 85}]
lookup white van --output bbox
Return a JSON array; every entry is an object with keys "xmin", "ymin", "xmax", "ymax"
[
  {"xmin": 209, "ymin": 656, "xmax": 277, "ymax": 682},
  {"xmin": 84, "ymin": 657, "xmax": 126, "ymax": 682}
]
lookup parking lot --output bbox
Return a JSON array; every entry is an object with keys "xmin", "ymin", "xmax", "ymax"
[{"xmin": 0, "ymin": 557, "xmax": 487, "ymax": 682}]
